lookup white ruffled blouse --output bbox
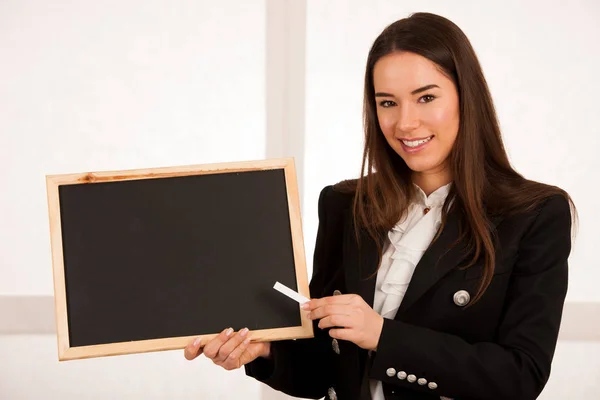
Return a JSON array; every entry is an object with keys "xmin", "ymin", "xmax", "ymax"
[{"xmin": 370, "ymin": 182, "xmax": 452, "ymax": 400}]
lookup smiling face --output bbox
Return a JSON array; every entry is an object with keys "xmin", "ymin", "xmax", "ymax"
[{"xmin": 373, "ymin": 51, "xmax": 460, "ymax": 186}]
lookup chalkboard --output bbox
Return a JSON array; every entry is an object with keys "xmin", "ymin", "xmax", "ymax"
[{"xmin": 46, "ymin": 158, "xmax": 312, "ymax": 361}]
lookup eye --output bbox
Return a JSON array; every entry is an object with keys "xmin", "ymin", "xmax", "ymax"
[
  {"xmin": 419, "ymin": 94, "xmax": 436, "ymax": 103},
  {"xmin": 378, "ymin": 100, "xmax": 396, "ymax": 108}
]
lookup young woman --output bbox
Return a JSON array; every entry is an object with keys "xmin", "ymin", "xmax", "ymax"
[{"xmin": 184, "ymin": 12, "xmax": 575, "ymax": 400}]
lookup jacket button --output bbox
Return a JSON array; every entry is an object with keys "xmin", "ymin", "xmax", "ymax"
[
  {"xmin": 407, "ymin": 374, "xmax": 417, "ymax": 383},
  {"xmin": 331, "ymin": 338, "xmax": 340, "ymax": 354},
  {"xmin": 397, "ymin": 371, "xmax": 407, "ymax": 380},
  {"xmin": 453, "ymin": 290, "xmax": 471, "ymax": 306},
  {"xmin": 428, "ymin": 381, "xmax": 438, "ymax": 390},
  {"xmin": 386, "ymin": 368, "xmax": 396, "ymax": 377},
  {"xmin": 327, "ymin": 387, "xmax": 337, "ymax": 400}
]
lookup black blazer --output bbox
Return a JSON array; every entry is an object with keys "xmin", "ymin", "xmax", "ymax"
[{"xmin": 246, "ymin": 184, "xmax": 571, "ymax": 400}]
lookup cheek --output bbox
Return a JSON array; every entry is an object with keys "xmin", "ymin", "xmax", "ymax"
[
  {"xmin": 424, "ymin": 105, "xmax": 459, "ymax": 143},
  {"xmin": 377, "ymin": 112, "xmax": 397, "ymax": 138}
]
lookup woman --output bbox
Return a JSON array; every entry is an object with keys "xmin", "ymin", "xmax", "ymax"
[{"xmin": 184, "ymin": 12, "xmax": 575, "ymax": 400}]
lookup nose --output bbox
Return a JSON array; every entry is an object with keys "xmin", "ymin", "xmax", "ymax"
[{"xmin": 396, "ymin": 104, "xmax": 420, "ymax": 133}]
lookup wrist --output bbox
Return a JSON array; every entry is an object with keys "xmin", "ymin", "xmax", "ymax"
[{"xmin": 371, "ymin": 315, "xmax": 385, "ymax": 351}]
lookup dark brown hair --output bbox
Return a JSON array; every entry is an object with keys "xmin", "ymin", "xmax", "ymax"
[{"xmin": 336, "ymin": 12, "xmax": 576, "ymax": 304}]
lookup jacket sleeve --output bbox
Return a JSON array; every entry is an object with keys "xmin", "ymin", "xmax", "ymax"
[
  {"xmin": 369, "ymin": 195, "xmax": 572, "ymax": 400},
  {"xmin": 244, "ymin": 185, "xmax": 345, "ymax": 399}
]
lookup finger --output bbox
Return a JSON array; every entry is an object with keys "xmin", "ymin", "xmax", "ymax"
[
  {"xmin": 308, "ymin": 304, "xmax": 352, "ymax": 320},
  {"xmin": 318, "ymin": 314, "xmax": 355, "ymax": 330},
  {"xmin": 222, "ymin": 335, "xmax": 252, "ymax": 370},
  {"xmin": 329, "ymin": 328, "xmax": 354, "ymax": 342},
  {"xmin": 203, "ymin": 327, "xmax": 234, "ymax": 360},
  {"xmin": 305, "ymin": 294, "xmax": 359, "ymax": 310},
  {"xmin": 184, "ymin": 337, "xmax": 204, "ymax": 361},
  {"xmin": 214, "ymin": 328, "xmax": 249, "ymax": 363}
]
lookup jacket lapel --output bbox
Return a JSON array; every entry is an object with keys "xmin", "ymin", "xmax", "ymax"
[
  {"xmin": 342, "ymin": 207, "xmax": 465, "ymax": 311},
  {"xmin": 396, "ymin": 210, "xmax": 503, "ymax": 315},
  {"xmin": 395, "ymin": 209, "xmax": 466, "ymax": 315}
]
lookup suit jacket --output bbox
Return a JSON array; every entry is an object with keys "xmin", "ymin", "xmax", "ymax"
[{"xmin": 245, "ymin": 184, "xmax": 571, "ymax": 400}]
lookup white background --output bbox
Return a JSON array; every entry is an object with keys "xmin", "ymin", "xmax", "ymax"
[{"xmin": 1, "ymin": 0, "xmax": 598, "ymax": 398}]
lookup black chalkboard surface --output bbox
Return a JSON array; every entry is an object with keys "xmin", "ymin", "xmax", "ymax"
[{"xmin": 46, "ymin": 158, "xmax": 312, "ymax": 361}]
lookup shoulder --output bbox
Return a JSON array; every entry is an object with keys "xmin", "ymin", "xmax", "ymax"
[
  {"xmin": 497, "ymin": 189, "xmax": 573, "ymax": 253},
  {"xmin": 536, "ymin": 193, "xmax": 572, "ymax": 218},
  {"xmin": 491, "ymin": 180, "xmax": 573, "ymax": 227},
  {"xmin": 514, "ymin": 181, "xmax": 573, "ymax": 228},
  {"xmin": 524, "ymin": 193, "xmax": 573, "ymax": 236},
  {"xmin": 511, "ymin": 192, "xmax": 573, "ymax": 276},
  {"xmin": 318, "ymin": 179, "xmax": 357, "ymax": 210},
  {"xmin": 314, "ymin": 180, "xmax": 357, "ymax": 226}
]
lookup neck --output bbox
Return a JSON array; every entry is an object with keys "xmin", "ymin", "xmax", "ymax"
[{"xmin": 412, "ymin": 169, "xmax": 452, "ymax": 196}]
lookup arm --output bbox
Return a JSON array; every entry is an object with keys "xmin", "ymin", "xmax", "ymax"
[
  {"xmin": 245, "ymin": 185, "xmax": 345, "ymax": 398},
  {"xmin": 369, "ymin": 195, "xmax": 572, "ymax": 399}
]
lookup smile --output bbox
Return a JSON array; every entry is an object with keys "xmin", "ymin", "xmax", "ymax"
[{"xmin": 401, "ymin": 136, "xmax": 433, "ymax": 148}]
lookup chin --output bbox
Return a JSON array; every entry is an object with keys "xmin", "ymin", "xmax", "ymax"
[
  {"xmin": 401, "ymin": 158, "xmax": 430, "ymax": 173},
  {"xmin": 402, "ymin": 157, "xmax": 444, "ymax": 174}
]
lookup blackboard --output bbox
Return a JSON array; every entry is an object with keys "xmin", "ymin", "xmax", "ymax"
[{"xmin": 46, "ymin": 158, "xmax": 312, "ymax": 361}]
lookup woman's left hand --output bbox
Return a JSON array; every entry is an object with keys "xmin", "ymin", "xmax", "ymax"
[{"xmin": 303, "ymin": 294, "xmax": 384, "ymax": 351}]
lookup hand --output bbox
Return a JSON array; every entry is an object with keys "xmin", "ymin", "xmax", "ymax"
[
  {"xmin": 184, "ymin": 327, "xmax": 271, "ymax": 370},
  {"xmin": 303, "ymin": 294, "xmax": 384, "ymax": 351}
]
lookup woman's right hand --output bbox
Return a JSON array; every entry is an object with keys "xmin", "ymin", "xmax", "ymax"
[{"xmin": 184, "ymin": 327, "xmax": 271, "ymax": 370}]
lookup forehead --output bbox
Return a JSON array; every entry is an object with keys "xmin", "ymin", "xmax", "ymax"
[{"xmin": 373, "ymin": 51, "xmax": 449, "ymax": 91}]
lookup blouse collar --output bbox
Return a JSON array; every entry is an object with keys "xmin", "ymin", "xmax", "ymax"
[{"xmin": 412, "ymin": 182, "xmax": 452, "ymax": 208}]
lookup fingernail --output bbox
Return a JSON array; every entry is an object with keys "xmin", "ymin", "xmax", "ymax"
[
  {"xmin": 225, "ymin": 328, "xmax": 233, "ymax": 337},
  {"xmin": 243, "ymin": 338, "xmax": 250, "ymax": 345},
  {"xmin": 193, "ymin": 337, "xmax": 201, "ymax": 347},
  {"xmin": 301, "ymin": 303, "xmax": 309, "ymax": 309},
  {"xmin": 240, "ymin": 328, "xmax": 249, "ymax": 337},
  {"xmin": 306, "ymin": 312, "xmax": 312, "ymax": 319}
]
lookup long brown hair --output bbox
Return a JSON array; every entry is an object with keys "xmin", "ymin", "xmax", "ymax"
[{"xmin": 336, "ymin": 12, "xmax": 576, "ymax": 304}]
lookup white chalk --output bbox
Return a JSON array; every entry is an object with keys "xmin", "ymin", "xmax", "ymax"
[{"xmin": 273, "ymin": 281, "xmax": 310, "ymax": 304}]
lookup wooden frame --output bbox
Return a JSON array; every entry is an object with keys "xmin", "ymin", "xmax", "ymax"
[{"xmin": 46, "ymin": 158, "xmax": 313, "ymax": 361}]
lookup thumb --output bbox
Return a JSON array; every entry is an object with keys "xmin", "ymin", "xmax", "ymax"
[{"xmin": 184, "ymin": 337, "xmax": 204, "ymax": 361}]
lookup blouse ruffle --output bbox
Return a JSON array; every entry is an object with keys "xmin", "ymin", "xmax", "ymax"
[{"xmin": 378, "ymin": 183, "xmax": 451, "ymax": 318}]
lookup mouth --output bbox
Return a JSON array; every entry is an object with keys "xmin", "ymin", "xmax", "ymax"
[{"xmin": 398, "ymin": 135, "xmax": 434, "ymax": 153}]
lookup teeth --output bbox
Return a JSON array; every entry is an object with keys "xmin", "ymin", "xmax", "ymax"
[{"xmin": 402, "ymin": 136, "xmax": 432, "ymax": 148}]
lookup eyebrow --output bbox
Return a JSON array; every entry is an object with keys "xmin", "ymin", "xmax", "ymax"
[{"xmin": 375, "ymin": 84, "xmax": 440, "ymax": 97}]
